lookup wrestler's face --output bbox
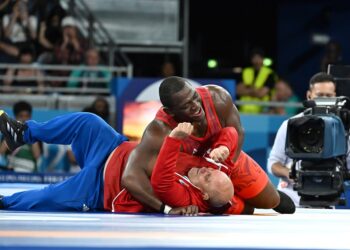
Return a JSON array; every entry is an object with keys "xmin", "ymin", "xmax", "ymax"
[
  {"xmin": 188, "ymin": 167, "xmax": 226, "ymax": 195},
  {"xmin": 168, "ymin": 85, "xmax": 205, "ymax": 123}
]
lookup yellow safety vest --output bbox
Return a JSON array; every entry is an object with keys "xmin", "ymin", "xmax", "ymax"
[{"xmin": 239, "ymin": 66, "xmax": 274, "ymax": 114}]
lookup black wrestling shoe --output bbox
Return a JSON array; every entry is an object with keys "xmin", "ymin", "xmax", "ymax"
[
  {"xmin": 0, "ymin": 110, "xmax": 27, "ymax": 151},
  {"xmin": 273, "ymin": 190, "xmax": 296, "ymax": 214}
]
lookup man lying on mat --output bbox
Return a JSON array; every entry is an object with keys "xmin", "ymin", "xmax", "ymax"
[{"xmin": 0, "ymin": 111, "xmax": 233, "ymax": 215}]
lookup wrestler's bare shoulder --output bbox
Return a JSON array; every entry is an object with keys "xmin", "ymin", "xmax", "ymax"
[
  {"xmin": 202, "ymin": 84, "xmax": 231, "ymax": 105},
  {"xmin": 144, "ymin": 119, "xmax": 172, "ymax": 137}
]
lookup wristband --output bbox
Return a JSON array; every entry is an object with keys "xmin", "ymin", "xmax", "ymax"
[
  {"xmin": 163, "ymin": 205, "xmax": 172, "ymax": 214},
  {"xmin": 160, "ymin": 203, "xmax": 172, "ymax": 214}
]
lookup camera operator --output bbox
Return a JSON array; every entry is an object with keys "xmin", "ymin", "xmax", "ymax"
[{"xmin": 267, "ymin": 72, "xmax": 349, "ymax": 206}]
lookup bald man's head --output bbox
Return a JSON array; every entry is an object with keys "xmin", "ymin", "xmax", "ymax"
[{"xmin": 187, "ymin": 167, "xmax": 234, "ymax": 207}]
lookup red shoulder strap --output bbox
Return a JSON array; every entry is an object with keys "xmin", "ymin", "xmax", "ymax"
[{"xmin": 196, "ymin": 87, "xmax": 222, "ymax": 133}]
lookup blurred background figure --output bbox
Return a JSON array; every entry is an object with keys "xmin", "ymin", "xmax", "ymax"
[
  {"xmin": 82, "ymin": 96, "xmax": 110, "ymax": 124},
  {"xmin": 3, "ymin": 46, "xmax": 44, "ymax": 94},
  {"xmin": 54, "ymin": 16, "xmax": 85, "ymax": 66},
  {"xmin": 38, "ymin": 4, "xmax": 65, "ymax": 57},
  {"xmin": 2, "ymin": 0, "xmax": 37, "ymax": 47},
  {"xmin": 236, "ymin": 48, "xmax": 277, "ymax": 114},
  {"xmin": 39, "ymin": 15, "xmax": 86, "ymax": 88},
  {"xmin": 269, "ymin": 79, "xmax": 300, "ymax": 116},
  {"xmin": 67, "ymin": 48, "xmax": 111, "ymax": 89},
  {"xmin": 38, "ymin": 144, "xmax": 76, "ymax": 173},
  {"xmin": 160, "ymin": 61, "xmax": 176, "ymax": 78},
  {"xmin": 0, "ymin": 0, "xmax": 37, "ymax": 62},
  {"xmin": 320, "ymin": 41, "xmax": 343, "ymax": 73},
  {"xmin": 0, "ymin": 101, "xmax": 41, "ymax": 172}
]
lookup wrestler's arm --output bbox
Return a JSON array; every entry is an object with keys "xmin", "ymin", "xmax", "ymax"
[
  {"xmin": 208, "ymin": 85, "xmax": 244, "ymax": 162},
  {"xmin": 121, "ymin": 120, "xmax": 169, "ymax": 212},
  {"xmin": 151, "ymin": 136, "xmax": 192, "ymax": 207}
]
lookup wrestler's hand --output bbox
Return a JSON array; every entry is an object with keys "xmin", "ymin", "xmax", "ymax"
[
  {"xmin": 209, "ymin": 145, "xmax": 229, "ymax": 162},
  {"xmin": 168, "ymin": 205, "xmax": 199, "ymax": 216},
  {"xmin": 169, "ymin": 122, "xmax": 193, "ymax": 140},
  {"xmin": 210, "ymin": 145, "xmax": 229, "ymax": 162}
]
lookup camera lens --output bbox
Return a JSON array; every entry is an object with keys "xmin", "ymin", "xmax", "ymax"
[
  {"xmin": 288, "ymin": 116, "xmax": 324, "ymax": 154},
  {"xmin": 298, "ymin": 125, "xmax": 323, "ymax": 153}
]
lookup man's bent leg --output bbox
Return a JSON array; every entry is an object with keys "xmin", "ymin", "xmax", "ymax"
[
  {"xmin": 1, "ymin": 164, "xmax": 104, "ymax": 211},
  {"xmin": 24, "ymin": 112, "xmax": 128, "ymax": 168},
  {"xmin": 231, "ymin": 151, "xmax": 295, "ymax": 213}
]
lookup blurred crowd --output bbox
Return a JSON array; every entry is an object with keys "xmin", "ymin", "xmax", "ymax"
[
  {"xmin": 0, "ymin": 0, "xmax": 111, "ymax": 94},
  {"xmin": 235, "ymin": 41, "xmax": 342, "ymax": 115}
]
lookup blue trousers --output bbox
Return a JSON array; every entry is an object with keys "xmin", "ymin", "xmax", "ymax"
[{"xmin": 2, "ymin": 112, "xmax": 128, "ymax": 211}]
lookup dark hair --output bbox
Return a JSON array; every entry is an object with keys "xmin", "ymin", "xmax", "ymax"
[
  {"xmin": 83, "ymin": 96, "xmax": 110, "ymax": 122},
  {"xmin": 309, "ymin": 72, "xmax": 336, "ymax": 89},
  {"xmin": 250, "ymin": 48, "xmax": 265, "ymax": 58},
  {"xmin": 19, "ymin": 45, "xmax": 35, "ymax": 58},
  {"xmin": 159, "ymin": 76, "xmax": 187, "ymax": 108},
  {"xmin": 13, "ymin": 101, "xmax": 32, "ymax": 116}
]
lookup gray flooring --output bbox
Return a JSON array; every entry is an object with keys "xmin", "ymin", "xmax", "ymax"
[{"xmin": 0, "ymin": 184, "xmax": 349, "ymax": 250}]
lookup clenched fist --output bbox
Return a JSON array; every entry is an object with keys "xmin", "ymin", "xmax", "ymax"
[
  {"xmin": 169, "ymin": 122, "xmax": 193, "ymax": 140},
  {"xmin": 209, "ymin": 145, "xmax": 229, "ymax": 162}
]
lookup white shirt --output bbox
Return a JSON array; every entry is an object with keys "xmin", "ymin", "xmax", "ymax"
[{"xmin": 3, "ymin": 15, "xmax": 37, "ymax": 43}]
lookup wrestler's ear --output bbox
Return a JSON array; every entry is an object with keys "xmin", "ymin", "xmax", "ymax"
[{"xmin": 202, "ymin": 192, "xmax": 209, "ymax": 201}]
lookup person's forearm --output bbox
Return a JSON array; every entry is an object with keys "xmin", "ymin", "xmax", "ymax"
[
  {"xmin": 122, "ymin": 171, "xmax": 163, "ymax": 212},
  {"xmin": 236, "ymin": 84, "xmax": 252, "ymax": 96},
  {"xmin": 213, "ymin": 127, "xmax": 238, "ymax": 154},
  {"xmin": 271, "ymin": 162, "xmax": 290, "ymax": 178},
  {"xmin": 151, "ymin": 137, "xmax": 181, "ymax": 196},
  {"xmin": 253, "ymin": 87, "xmax": 269, "ymax": 98}
]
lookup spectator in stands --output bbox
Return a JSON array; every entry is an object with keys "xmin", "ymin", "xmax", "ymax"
[
  {"xmin": 38, "ymin": 5, "xmax": 65, "ymax": 55},
  {"xmin": 160, "ymin": 61, "xmax": 176, "ymax": 78},
  {"xmin": 267, "ymin": 72, "xmax": 338, "ymax": 206},
  {"xmin": 3, "ymin": 46, "xmax": 45, "ymax": 94},
  {"xmin": 236, "ymin": 48, "xmax": 277, "ymax": 114},
  {"xmin": 67, "ymin": 48, "xmax": 111, "ymax": 89},
  {"xmin": 0, "ymin": 101, "xmax": 41, "ymax": 172},
  {"xmin": 38, "ymin": 144, "xmax": 77, "ymax": 173},
  {"xmin": 40, "ymin": 16, "xmax": 86, "ymax": 88},
  {"xmin": 3, "ymin": 46, "xmax": 44, "ymax": 93},
  {"xmin": 0, "ymin": 0, "xmax": 36, "ymax": 62},
  {"xmin": 0, "ymin": 0, "xmax": 10, "ymax": 18},
  {"xmin": 269, "ymin": 79, "xmax": 300, "ymax": 116},
  {"xmin": 54, "ymin": 16, "xmax": 85, "ymax": 65},
  {"xmin": 320, "ymin": 41, "xmax": 343, "ymax": 72},
  {"xmin": 83, "ymin": 96, "xmax": 110, "ymax": 124},
  {"xmin": 2, "ymin": 0, "xmax": 37, "ymax": 48}
]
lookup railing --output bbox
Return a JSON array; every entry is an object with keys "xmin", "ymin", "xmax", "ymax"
[
  {"xmin": 0, "ymin": 62, "xmax": 304, "ymax": 111},
  {"xmin": 0, "ymin": 63, "xmax": 130, "ymax": 95},
  {"xmin": 61, "ymin": 0, "xmax": 133, "ymax": 75},
  {"xmin": 235, "ymin": 100, "xmax": 303, "ymax": 109}
]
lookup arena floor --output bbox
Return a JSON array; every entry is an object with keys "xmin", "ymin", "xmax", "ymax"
[{"xmin": 1, "ymin": 184, "xmax": 349, "ymax": 250}]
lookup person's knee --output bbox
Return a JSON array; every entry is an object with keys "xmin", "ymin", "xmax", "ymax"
[{"xmin": 246, "ymin": 182, "xmax": 280, "ymax": 209}]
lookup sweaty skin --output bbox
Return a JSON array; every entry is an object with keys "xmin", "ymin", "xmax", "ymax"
[{"xmin": 121, "ymin": 84, "xmax": 245, "ymax": 214}]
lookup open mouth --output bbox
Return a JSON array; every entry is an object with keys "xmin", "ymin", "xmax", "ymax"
[{"xmin": 193, "ymin": 107, "xmax": 203, "ymax": 117}]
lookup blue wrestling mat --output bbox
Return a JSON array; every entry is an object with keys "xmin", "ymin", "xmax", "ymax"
[{"xmin": 1, "ymin": 183, "xmax": 350, "ymax": 250}]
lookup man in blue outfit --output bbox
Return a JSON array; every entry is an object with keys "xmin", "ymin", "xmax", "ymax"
[{"xmin": 0, "ymin": 111, "xmax": 127, "ymax": 212}]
